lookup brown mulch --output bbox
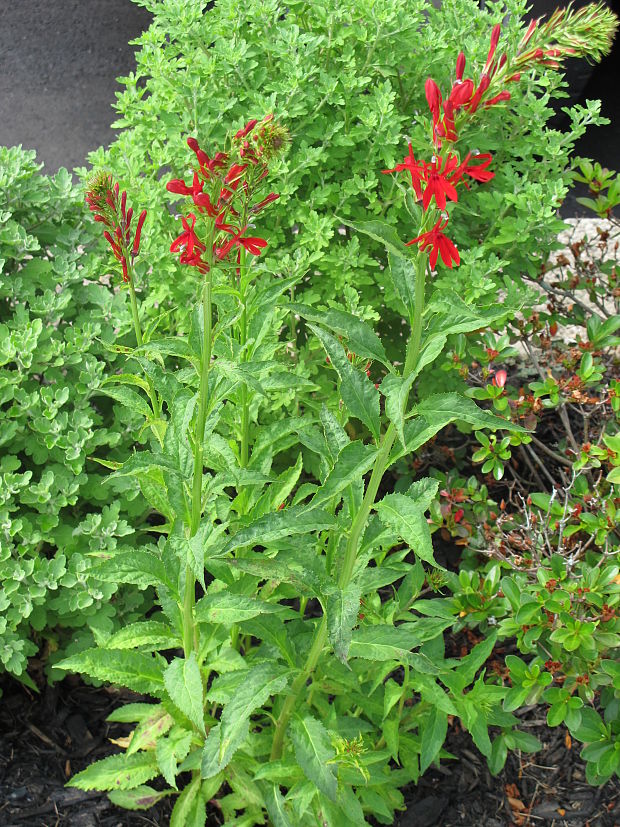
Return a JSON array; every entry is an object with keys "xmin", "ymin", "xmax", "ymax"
[{"xmin": 1, "ymin": 676, "xmax": 618, "ymax": 827}]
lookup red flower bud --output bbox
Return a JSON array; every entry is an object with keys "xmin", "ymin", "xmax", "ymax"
[
  {"xmin": 493, "ymin": 369, "xmax": 507, "ymax": 388},
  {"xmin": 456, "ymin": 51, "xmax": 466, "ymax": 81},
  {"xmin": 132, "ymin": 210, "xmax": 147, "ymax": 256},
  {"xmin": 425, "ymin": 78, "xmax": 442, "ymax": 116}
]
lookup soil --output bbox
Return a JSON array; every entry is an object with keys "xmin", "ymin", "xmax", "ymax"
[{"xmin": 1, "ymin": 670, "xmax": 618, "ymax": 827}]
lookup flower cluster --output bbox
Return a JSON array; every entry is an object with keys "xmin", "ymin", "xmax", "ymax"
[
  {"xmin": 167, "ymin": 115, "xmax": 288, "ymax": 275},
  {"xmin": 86, "ymin": 172, "xmax": 147, "ymax": 282}
]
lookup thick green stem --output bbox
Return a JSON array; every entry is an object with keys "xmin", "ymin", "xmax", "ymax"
[
  {"xmin": 239, "ymin": 247, "xmax": 250, "ymax": 470},
  {"xmin": 270, "ymin": 253, "xmax": 428, "ymax": 759},
  {"xmin": 183, "ymin": 275, "xmax": 213, "ymax": 658}
]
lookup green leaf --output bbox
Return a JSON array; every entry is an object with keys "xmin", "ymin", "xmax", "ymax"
[
  {"xmin": 310, "ymin": 324, "xmax": 381, "ymax": 439},
  {"xmin": 414, "ymin": 393, "xmax": 525, "ymax": 433},
  {"xmin": 388, "ymin": 253, "xmax": 417, "ymax": 317},
  {"xmin": 56, "ymin": 649, "xmax": 165, "ymax": 697},
  {"xmin": 327, "ymin": 581, "xmax": 362, "ymax": 664},
  {"xmin": 93, "ymin": 385, "xmax": 152, "ymax": 419},
  {"xmin": 164, "ymin": 653, "xmax": 205, "ymax": 734},
  {"xmin": 195, "ymin": 590, "xmax": 293, "ymax": 625},
  {"xmin": 426, "ymin": 292, "xmax": 508, "ymax": 340},
  {"xmin": 202, "ymin": 663, "xmax": 289, "ymax": 778},
  {"xmin": 170, "ymin": 775, "xmax": 205, "ymax": 827},
  {"xmin": 290, "ymin": 714, "xmax": 338, "ymax": 801},
  {"xmin": 108, "ymin": 785, "xmax": 174, "ymax": 811},
  {"xmin": 340, "ymin": 217, "xmax": 408, "ymax": 260},
  {"xmin": 311, "ymin": 441, "xmax": 377, "ymax": 508},
  {"xmin": 261, "ymin": 782, "xmax": 294, "ymax": 827},
  {"xmin": 221, "ymin": 505, "xmax": 336, "ymax": 554},
  {"xmin": 106, "ymin": 621, "xmax": 181, "ymax": 651},
  {"xmin": 348, "ymin": 625, "xmax": 442, "ymax": 672},
  {"xmin": 420, "ymin": 707, "xmax": 448, "ymax": 773},
  {"xmin": 88, "ymin": 550, "xmax": 171, "ymax": 590},
  {"xmin": 320, "ymin": 405, "xmax": 349, "ymax": 464},
  {"xmin": 291, "ymin": 303, "xmax": 391, "ymax": 368},
  {"xmin": 376, "ymin": 493, "xmax": 438, "ymax": 567},
  {"xmin": 68, "ymin": 752, "xmax": 159, "ymax": 791},
  {"xmin": 127, "ymin": 707, "xmax": 174, "ymax": 755}
]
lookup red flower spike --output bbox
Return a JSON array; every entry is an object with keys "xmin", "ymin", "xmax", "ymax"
[
  {"xmin": 406, "ymin": 216, "xmax": 460, "ymax": 269},
  {"xmin": 132, "ymin": 210, "xmax": 147, "ymax": 256},
  {"xmin": 456, "ymin": 51, "xmax": 466, "ymax": 81}
]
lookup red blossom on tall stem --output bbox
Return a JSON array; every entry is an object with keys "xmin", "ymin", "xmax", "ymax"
[
  {"xmin": 86, "ymin": 172, "xmax": 147, "ymax": 283},
  {"xmin": 406, "ymin": 217, "xmax": 460, "ymax": 269}
]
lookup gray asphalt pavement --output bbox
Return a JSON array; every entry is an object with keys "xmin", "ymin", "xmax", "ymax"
[{"xmin": 0, "ymin": 0, "xmax": 151, "ymax": 173}]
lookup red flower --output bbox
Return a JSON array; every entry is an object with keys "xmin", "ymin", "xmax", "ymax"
[
  {"xmin": 382, "ymin": 143, "xmax": 425, "ymax": 200},
  {"xmin": 460, "ymin": 152, "xmax": 495, "ymax": 183},
  {"xmin": 422, "ymin": 155, "xmax": 460, "ymax": 210},
  {"xmin": 492, "ymin": 369, "xmax": 507, "ymax": 388},
  {"xmin": 406, "ymin": 216, "xmax": 460, "ymax": 269},
  {"xmin": 215, "ymin": 225, "xmax": 268, "ymax": 260},
  {"xmin": 170, "ymin": 213, "xmax": 208, "ymax": 273}
]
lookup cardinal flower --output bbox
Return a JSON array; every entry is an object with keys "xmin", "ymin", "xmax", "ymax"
[
  {"xmin": 422, "ymin": 155, "xmax": 461, "ymax": 209},
  {"xmin": 170, "ymin": 213, "xmax": 208, "ymax": 272},
  {"xmin": 406, "ymin": 216, "xmax": 460, "ymax": 269},
  {"xmin": 382, "ymin": 143, "xmax": 425, "ymax": 200}
]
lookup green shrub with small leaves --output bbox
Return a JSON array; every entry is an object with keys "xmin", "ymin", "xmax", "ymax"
[{"xmin": 0, "ymin": 146, "xmax": 153, "ymax": 686}]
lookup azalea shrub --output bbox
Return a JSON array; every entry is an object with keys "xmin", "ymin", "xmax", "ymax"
[
  {"xmin": 53, "ymin": 6, "xmax": 620, "ymax": 825},
  {"xmin": 0, "ymin": 146, "xmax": 158, "ymax": 688}
]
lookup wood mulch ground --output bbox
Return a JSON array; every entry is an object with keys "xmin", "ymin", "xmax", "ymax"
[{"xmin": 1, "ymin": 673, "xmax": 618, "ymax": 827}]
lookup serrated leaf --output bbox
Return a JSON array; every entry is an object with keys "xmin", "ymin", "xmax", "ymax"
[
  {"xmin": 94, "ymin": 385, "xmax": 152, "ymax": 419},
  {"xmin": 320, "ymin": 405, "xmax": 349, "ymax": 464},
  {"xmin": 127, "ymin": 707, "xmax": 174, "ymax": 756},
  {"xmin": 108, "ymin": 785, "xmax": 174, "ymax": 811},
  {"xmin": 156, "ymin": 729, "xmax": 193, "ymax": 788},
  {"xmin": 164, "ymin": 653, "xmax": 205, "ymax": 734},
  {"xmin": 221, "ymin": 505, "xmax": 336, "ymax": 554},
  {"xmin": 310, "ymin": 324, "xmax": 380, "ymax": 439},
  {"xmin": 170, "ymin": 775, "xmax": 204, "ymax": 827},
  {"xmin": 311, "ymin": 441, "xmax": 377, "ymax": 508},
  {"xmin": 414, "ymin": 393, "xmax": 525, "ymax": 433},
  {"xmin": 376, "ymin": 493, "xmax": 438, "ymax": 567},
  {"xmin": 195, "ymin": 590, "xmax": 293, "ymax": 625},
  {"xmin": 388, "ymin": 252, "xmax": 417, "ymax": 318},
  {"xmin": 291, "ymin": 303, "xmax": 390, "ymax": 368},
  {"xmin": 261, "ymin": 782, "xmax": 294, "ymax": 827},
  {"xmin": 68, "ymin": 752, "xmax": 158, "ymax": 791},
  {"xmin": 348, "ymin": 625, "xmax": 442, "ymax": 672},
  {"xmin": 327, "ymin": 580, "xmax": 362, "ymax": 664},
  {"xmin": 88, "ymin": 550, "xmax": 171, "ymax": 590},
  {"xmin": 106, "ymin": 621, "xmax": 181, "ymax": 651},
  {"xmin": 341, "ymin": 217, "xmax": 407, "ymax": 260},
  {"xmin": 290, "ymin": 714, "xmax": 338, "ymax": 801},
  {"xmin": 420, "ymin": 707, "xmax": 448, "ymax": 773},
  {"xmin": 202, "ymin": 663, "xmax": 289, "ymax": 778},
  {"xmin": 56, "ymin": 649, "xmax": 165, "ymax": 697}
]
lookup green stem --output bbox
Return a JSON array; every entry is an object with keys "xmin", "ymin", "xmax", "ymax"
[
  {"xmin": 270, "ymin": 252, "xmax": 428, "ymax": 759},
  {"xmin": 183, "ymin": 274, "xmax": 213, "ymax": 658},
  {"xmin": 127, "ymin": 273, "xmax": 159, "ymax": 419},
  {"xmin": 239, "ymin": 247, "xmax": 250, "ymax": 469}
]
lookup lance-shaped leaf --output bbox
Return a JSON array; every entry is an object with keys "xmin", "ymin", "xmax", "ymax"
[
  {"xmin": 93, "ymin": 385, "xmax": 153, "ymax": 419},
  {"xmin": 339, "ymin": 216, "xmax": 408, "ymax": 260},
  {"xmin": 420, "ymin": 707, "xmax": 448, "ymax": 774},
  {"xmin": 311, "ymin": 441, "xmax": 377, "ymax": 508},
  {"xmin": 348, "ymin": 625, "xmax": 444, "ymax": 671},
  {"xmin": 291, "ymin": 303, "xmax": 390, "ymax": 368},
  {"xmin": 327, "ymin": 580, "xmax": 362, "ymax": 664},
  {"xmin": 201, "ymin": 663, "xmax": 289, "ymax": 778},
  {"xmin": 88, "ymin": 549, "xmax": 171, "ymax": 590},
  {"xmin": 376, "ymin": 492, "xmax": 438, "ymax": 567},
  {"xmin": 260, "ymin": 782, "xmax": 294, "ymax": 827},
  {"xmin": 127, "ymin": 707, "xmax": 174, "ymax": 756},
  {"xmin": 106, "ymin": 621, "xmax": 181, "ymax": 651},
  {"xmin": 195, "ymin": 590, "xmax": 295, "ymax": 625},
  {"xmin": 108, "ymin": 785, "xmax": 174, "ymax": 811},
  {"xmin": 310, "ymin": 324, "xmax": 380, "ymax": 439},
  {"xmin": 320, "ymin": 405, "xmax": 349, "ymax": 465},
  {"xmin": 388, "ymin": 252, "xmax": 417, "ymax": 318},
  {"xmin": 414, "ymin": 393, "xmax": 525, "ymax": 433},
  {"xmin": 164, "ymin": 653, "xmax": 205, "ymax": 734},
  {"xmin": 289, "ymin": 714, "xmax": 338, "ymax": 801},
  {"xmin": 222, "ymin": 505, "xmax": 336, "ymax": 554},
  {"xmin": 426, "ymin": 291, "xmax": 509, "ymax": 340},
  {"xmin": 55, "ymin": 649, "xmax": 166, "ymax": 697},
  {"xmin": 67, "ymin": 752, "xmax": 159, "ymax": 791}
]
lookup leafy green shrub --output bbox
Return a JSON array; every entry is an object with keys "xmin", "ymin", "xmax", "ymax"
[
  {"xmin": 0, "ymin": 146, "xmax": 152, "ymax": 685},
  {"xmin": 91, "ymin": 0, "xmax": 606, "ymax": 352}
]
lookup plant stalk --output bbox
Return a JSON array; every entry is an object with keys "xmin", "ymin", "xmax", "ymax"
[
  {"xmin": 270, "ymin": 252, "xmax": 427, "ymax": 759},
  {"xmin": 183, "ymin": 273, "xmax": 213, "ymax": 658}
]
